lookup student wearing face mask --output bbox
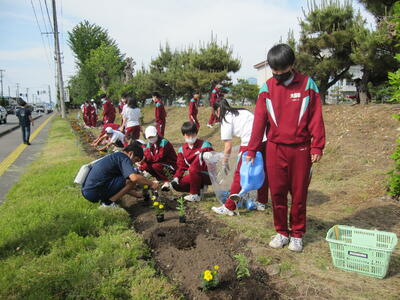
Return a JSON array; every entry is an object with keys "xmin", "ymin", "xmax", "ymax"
[
  {"xmin": 138, "ymin": 126, "xmax": 177, "ymax": 191},
  {"xmin": 171, "ymin": 122, "xmax": 214, "ymax": 202},
  {"xmin": 210, "ymin": 99, "xmax": 268, "ymax": 216},
  {"xmin": 81, "ymin": 142, "xmax": 159, "ymax": 208},
  {"xmin": 101, "ymin": 94, "xmax": 116, "ymax": 124},
  {"xmin": 246, "ymin": 44, "xmax": 325, "ymax": 252},
  {"xmin": 188, "ymin": 92, "xmax": 200, "ymax": 129}
]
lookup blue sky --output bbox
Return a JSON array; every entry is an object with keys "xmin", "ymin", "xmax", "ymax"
[{"xmin": 0, "ymin": 0, "xmax": 374, "ymax": 103}]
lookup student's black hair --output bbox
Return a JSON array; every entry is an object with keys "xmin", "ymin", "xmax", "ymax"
[
  {"xmin": 152, "ymin": 92, "xmax": 161, "ymax": 99},
  {"xmin": 267, "ymin": 43, "xmax": 295, "ymax": 71},
  {"xmin": 123, "ymin": 141, "xmax": 144, "ymax": 160},
  {"xmin": 181, "ymin": 121, "xmax": 198, "ymax": 135},
  {"xmin": 121, "ymin": 92, "xmax": 130, "ymax": 99},
  {"xmin": 126, "ymin": 96, "xmax": 138, "ymax": 108},
  {"xmin": 213, "ymin": 99, "xmax": 246, "ymax": 123},
  {"xmin": 99, "ymin": 93, "xmax": 107, "ymax": 99}
]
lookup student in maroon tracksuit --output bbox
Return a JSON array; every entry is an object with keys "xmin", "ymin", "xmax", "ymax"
[
  {"xmin": 171, "ymin": 122, "xmax": 214, "ymax": 202},
  {"xmin": 84, "ymin": 100, "xmax": 95, "ymax": 128},
  {"xmin": 139, "ymin": 126, "xmax": 177, "ymax": 191},
  {"xmin": 188, "ymin": 92, "xmax": 200, "ymax": 129},
  {"xmin": 207, "ymin": 84, "xmax": 222, "ymax": 128},
  {"xmin": 82, "ymin": 100, "xmax": 90, "ymax": 127},
  {"xmin": 152, "ymin": 92, "xmax": 166, "ymax": 137},
  {"xmin": 247, "ymin": 44, "xmax": 325, "ymax": 252},
  {"xmin": 101, "ymin": 94, "xmax": 116, "ymax": 124}
]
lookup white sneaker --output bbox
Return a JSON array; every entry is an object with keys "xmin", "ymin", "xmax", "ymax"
[
  {"xmin": 99, "ymin": 202, "xmax": 120, "ymax": 209},
  {"xmin": 184, "ymin": 194, "xmax": 201, "ymax": 202},
  {"xmin": 254, "ymin": 201, "xmax": 266, "ymax": 211},
  {"xmin": 211, "ymin": 205, "xmax": 234, "ymax": 216},
  {"xmin": 161, "ymin": 182, "xmax": 171, "ymax": 192},
  {"xmin": 207, "ymin": 124, "xmax": 213, "ymax": 128},
  {"xmin": 269, "ymin": 233, "xmax": 289, "ymax": 249},
  {"xmin": 288, "ymin": 237, "xmax": 303, "ymax": 252}
]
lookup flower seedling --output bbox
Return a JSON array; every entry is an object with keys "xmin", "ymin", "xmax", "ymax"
[
  {"xmin": 200, "ymin": 265, "xmax": 220, "ymax": 290},
  {"xmin": 177, "ymin": 197, "xmax": 186, "ymax": 223},
  {"xmin": 233, "ymin": 253, "xmax": 250, "ymax": 280},
  {"xmin": 153, "ymin": 201, "xmax": 165, "ymax": 222}
]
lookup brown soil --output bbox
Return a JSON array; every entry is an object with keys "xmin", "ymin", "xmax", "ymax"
[
  {"xmin": 69, "ymin": 118, "xmax": 280, "ymax": 300},
  {"xmin": 127, "ymin": 197, "xmax": 279, "ymax": 300}
]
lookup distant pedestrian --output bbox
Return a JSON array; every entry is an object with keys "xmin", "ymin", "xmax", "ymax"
[
  {"xmin": 101, "ymin": 94, "xmax": 116, "ymax": 124},
  {"xmin": 16, "ymin": 99, "xmax": 34, "ymax": 145},
  {"xmin": 152, "ymin": 92, "xmax": 166, "ymax": 137},
  {"xmin": 207, "ymin": 83, "xmax": 222, "ymax": 128},
  {"xmin": 188, "ymin": 92, "xmax": 200, "ymax": 129}
]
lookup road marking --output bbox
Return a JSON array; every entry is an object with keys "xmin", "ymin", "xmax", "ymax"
[{"xmin": 0, "ymin": 114, "xmax": 56, "ymax": 177}]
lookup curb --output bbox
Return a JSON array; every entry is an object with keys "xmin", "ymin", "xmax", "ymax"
[{"xmin": 0, "ymin": 114, "xmax": 43, "ymax": 138}]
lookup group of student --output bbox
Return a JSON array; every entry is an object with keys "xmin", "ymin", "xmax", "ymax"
[{"xmin": 81, "ymin": 43, "xmax": 325, "ymax": 253}]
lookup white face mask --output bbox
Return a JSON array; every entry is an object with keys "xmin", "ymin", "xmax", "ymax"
[
  {"xmin": 185, "ymin": 136, "xmax": 197, "ymax": 145},
  {"xmin": 149, "ymin": 137, "xmax": 158, "ymax": 144}
]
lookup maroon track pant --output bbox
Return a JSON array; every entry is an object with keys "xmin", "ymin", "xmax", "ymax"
[
  {"xmin": 156, "ymin": 121, "xmax": 165, "ymax": 137},
  {"xmin": 267, "ymin": 141, "xmax": 312, "ymax": 238}
]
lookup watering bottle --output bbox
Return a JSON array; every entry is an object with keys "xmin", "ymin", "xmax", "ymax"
[{"xmin": 238, "ymin": 151, "xmax": 265, "ymax": 197}]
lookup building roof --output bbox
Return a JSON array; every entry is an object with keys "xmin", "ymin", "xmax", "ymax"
[{"xmin": 254, "ymin": 60, "xmax": 268, "ymax": 70}]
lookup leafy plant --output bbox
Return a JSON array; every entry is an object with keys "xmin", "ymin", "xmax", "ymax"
[
  {"xmin": 177, "ymin": 197, "xmax": 185, "ymax": 217},
  {"xmin": 200, "ymin": 265, "xmax": 220, "ymax": 290},
  {"xmin": 233, "ymin": 253, "xmax": 250, "ymax": 280},
  {"xmin": 388, "ymin": 114, "xmax": 400, "ymax": 200},
  {"xmin": 153, "ymin": 201, "xmax": 165, "ymax": 215}
]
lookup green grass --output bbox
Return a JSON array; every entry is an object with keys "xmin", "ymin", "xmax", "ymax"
[{"xmin": 0, "ymin": 118, "xmax": 178, "ymax": 300}]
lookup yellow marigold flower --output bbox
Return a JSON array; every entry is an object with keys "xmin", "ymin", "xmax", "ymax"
[
  {"xmin": 144, "ymin": 185, "xmax": 149, "ymax": 189},
  {"xmin": 204, "ymin": 271, "xmax": 213, "ymax": 281},
  {"xmin": 159, "ymin": 204, "xmax": 164, "ymax": 209},
  {"xmin": 213, "ymin": 265, "xmax": 219, "ymax": 270},
  {"xmin": 153, "ymin": 201, "xmax": 159, "ymax": 207},
  {"xmin": 151, "ymin": 196, "xmax": 156, "ymax": 201}
]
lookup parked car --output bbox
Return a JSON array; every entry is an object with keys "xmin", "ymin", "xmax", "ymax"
[
  {"xmin": 35, "ymin": 105, "xmax": 46, "ymax": 113},
  {"xmin": 5, "ymin": 105, "xmax": 16, "ymax": 114},
  {"xmin": 0, "ymin": 106, "xmax": 7, "ymax": 124}
]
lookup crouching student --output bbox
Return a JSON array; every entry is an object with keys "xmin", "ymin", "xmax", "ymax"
[
  {"xmin": 171, "ymin": 122, "xmax": 213, "ymax": 202},
  {"xmin": 92, "ymin": 123, "xmax": 120, "ymax": 147},
  {"xmin": 211, "ymin": 99, "xmax": 268, "ymax": 216},
  {"xmin": 81, "ymin": 142, "xmax": 159, "ymax": 207},
  {"xmin": 98, "ymin": 127, "xmax": 126, "ymax": 152},
  {"xmin": 139, "ymin": 126, "xmax": 177, "ymax": 191}
]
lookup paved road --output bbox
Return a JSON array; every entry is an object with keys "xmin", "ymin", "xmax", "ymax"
[
  {"xmin": 0, "ymin": 113, "xmax": 55, "ymax": 203},
  {"xmin": 0, "ymin": 112, "xmax": 44, "ymax": 136}
]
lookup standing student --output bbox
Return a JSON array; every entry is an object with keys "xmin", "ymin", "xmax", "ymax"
[
  {"xmin": 246, "ymin": 44, "xmax": 325, "ymax": 252},
  {"xmin": 118, "ymin": 96, "xmax": 127, "ymax": 114},
  {"xmin": 152, "ymin": 92, "xmax": 166, "ymax": 137},
  {"xmin": 81, "ymin": 102, "xmax": 88, "ymax": 126},
  {"xmin": 211, "ymin": 99, "xmax": 268, "ymax": 216},
  {"xmin": 101, "ymin": 94, "xmax": 116, "ymax": 124},
  {"xmin": 83, "ymin": 100, "xmax": 92, "ymax": 127},
  {"xmin": 90, "ymin": 99, "xmax": 98, "ymax": 126},
  {"xmin": 188, "ymin": 92, "xmax": 200, "ymax": 129},
  {"xmin": 139, "ymin": 126, "xmax": 177, "ymax": 191},
  {"xmin": 98, "ymin": 127, "xmax": 126, "ymax": 151},
  {"xmin": 171, "ymin": 122, "xmax": 213, "ymax": 202},
  {"xmin": 121, "ymin": 96, "xmax": 141, "ymax": 140},
  {"xmin": 88, "ymin": 100, "xmax": 97, "ymax": 127},
  {"xmin": 82, "ymin": 142, "xmax": 159, "ymax": 207},
  {"xmin": 207, "ymin": 83, "xmax": 222, "ymax": 128},
  {"xmin": 16, "ymin": 99, "xmax": 34, "ymax": 145}
]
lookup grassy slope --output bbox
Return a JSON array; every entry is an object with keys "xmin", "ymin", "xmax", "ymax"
[
  {"xmin": 142, "ymin": 104, "xmax": 400, "ymax": 300},
  {"xmin": 0, "ymin": 118, "xmax": 178, "ymax": 300}
]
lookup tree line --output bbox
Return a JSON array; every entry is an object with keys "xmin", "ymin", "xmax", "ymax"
[{"xmin": 67, "ymin": 0, "xmax": 399, "ymax": 106}]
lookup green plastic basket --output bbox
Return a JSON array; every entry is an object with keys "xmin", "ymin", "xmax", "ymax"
[{"xmin": 326, "ymin": 225, "xmax": 398, "ymax": 279}]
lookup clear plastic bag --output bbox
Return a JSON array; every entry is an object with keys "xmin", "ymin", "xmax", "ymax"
[{"xmin": 203, "ymin": 146, "xmax": 240, "ymax": 204}]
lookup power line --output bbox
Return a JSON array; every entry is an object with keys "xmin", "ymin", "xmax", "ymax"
[
  {"xmin": 37, "ymin": 0, "xmax": 53, "ymax": 53},
  {"xmin": 43, "ymin": 0, "xmax": 54, "ymax": 32},
  {"xmin": 30, "ymin": 0, "xmax": 53, "ymax": 74}
]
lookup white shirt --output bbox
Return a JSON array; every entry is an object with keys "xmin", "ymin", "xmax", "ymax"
[
  {"xmin": 122, "ymin": 107, "xmax": 141, "ymax": 128},
  {"xmin": 110, "ymin": 130, "xmax": 125, "ymax": 144},
  {"xmin": 220, "ymin": 110, "xmax": 266, "ymax": 146}
]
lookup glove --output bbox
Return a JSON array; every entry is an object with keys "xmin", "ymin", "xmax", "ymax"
[
  {"xmin": 142, "ymin": 170, "xmax": 151, "ymax": 178},
  {"xmin": 202, "ymin": 152, "xmax": 212, "ymax": 160},
  {"xmin": 222, "ymin": 161, "xmax": 230, "ymax": 175}
]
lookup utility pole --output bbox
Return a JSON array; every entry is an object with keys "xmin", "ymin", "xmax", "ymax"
[
  {"xmin": 26, "ymin": 88, "xmax": 29, "ymax": 102},
  {"xmin": 48, "ymin": 85, "xmax": 52, "ymax": 104},
  {"xmin": 0, "ymin": 69, "xmax": 4, "ymax": 98},
  {"xmin": 8, "ymin": 86, "xmax": 10, "ymax": 98},
  {"xmin": 52, "ymin": 0, "xmax": 66, "ymax": 118},
  {"xmin": 16, "ymin": 83, "xmax": 19, "ymax": 99}
]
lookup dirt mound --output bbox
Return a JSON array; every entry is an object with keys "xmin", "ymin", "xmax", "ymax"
[{"xmin": 150, "ymin": 226, "xmax": 198, "ymax": 249}]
